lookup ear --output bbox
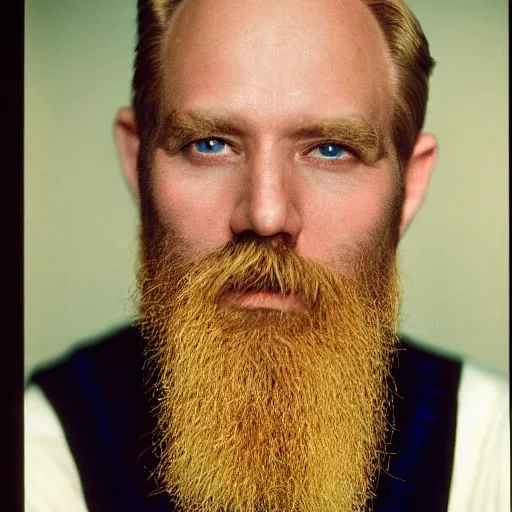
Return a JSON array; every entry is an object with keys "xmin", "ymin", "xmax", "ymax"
[
  {"xmin": 399, "ymin": 132, "xmax": 438, "ymax": 237},
  {"xmin": 113, "ymin": 107, "xmax": 140, "ymax": 199}
]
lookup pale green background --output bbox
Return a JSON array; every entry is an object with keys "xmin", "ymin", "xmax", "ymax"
[{"xmin": 25, "ymin": 0, "xmax": 508, "ymax": 379}]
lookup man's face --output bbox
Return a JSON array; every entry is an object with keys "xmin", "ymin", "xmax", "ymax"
[
  {"xmin": 147, "ymin": 0, "xmax": 401, "ymax": 281},
  {"xmin": 120, "ymin": 0, "xmax": 434, "ymax": 510}
]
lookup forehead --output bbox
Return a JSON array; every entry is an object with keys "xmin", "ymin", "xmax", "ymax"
[{"xmin": 161, "ymin": 0, "xmax": 393, "ymax": 132}]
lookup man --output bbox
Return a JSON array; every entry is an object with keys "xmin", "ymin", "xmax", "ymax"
[{"xmin": 25, "ymin": 0, "xmax": 509, "ymax": 510}]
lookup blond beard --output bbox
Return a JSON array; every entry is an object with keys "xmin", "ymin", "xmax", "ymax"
[{"xmin": 137, "ymin": 232, "xmax": 401, "ymax": 512}]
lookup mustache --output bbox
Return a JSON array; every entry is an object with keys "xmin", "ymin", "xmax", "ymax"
[
  {"xmin": 166, "ymin": 232, "xmax": 345, "ymax": 307},
  {"xmin": 220, "ymin": 237, "xmax": 310, "ymax": 294}
]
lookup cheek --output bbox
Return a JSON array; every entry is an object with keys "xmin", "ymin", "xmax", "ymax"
[
  {"xmin": 299, "ymin": 166, "xmax": 399, "ymax": 264},
  {"xmin": 148, "ymin": 150, "xmax": 236, "ymax": 254}
]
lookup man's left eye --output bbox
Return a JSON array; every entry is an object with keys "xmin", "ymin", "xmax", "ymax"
[
  {"xmin": 309, "ymin": 143, "xmax": 347, "ymax": 159},
  {"xmin": 192, "ymin": 139, "xmax": 226, "ymax": 154}
]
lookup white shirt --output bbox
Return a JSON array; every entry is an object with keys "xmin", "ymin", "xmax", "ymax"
[{"xmin": 25, "ymin": 359, "xmax": 509, "ymax": 511}]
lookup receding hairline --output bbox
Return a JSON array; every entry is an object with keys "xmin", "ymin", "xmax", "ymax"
[{"xmin": 155, "ymin": 0, "xmax": 399, "ymax": 116}]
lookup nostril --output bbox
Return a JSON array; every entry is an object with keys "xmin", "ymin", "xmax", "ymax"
[
  {"xmin": 234, "ymin": 231, "xmax": 296, "ymax": 249},
  {"xmin": 268, "ymin": 232, "xmax": 295, "ymax": 248}
]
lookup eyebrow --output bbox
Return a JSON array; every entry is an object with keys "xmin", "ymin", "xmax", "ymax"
[
  {"xmin": 157, "ymin": 110, "xmax": 386, "ymax": 164},
  {"xmin": 157, "ymin": 111, "xmax": 245, "ymax": 153},
  {"xmin": 292, "ymin": 117, "xmax": 386, "ymax": 163}
]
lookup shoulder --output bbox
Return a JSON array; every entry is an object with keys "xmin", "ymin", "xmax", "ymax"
[
  {"xmin": 24, "ymin": 384, "xmax": 89, "ymax": 512},
  {"xmin": 24, "ymin": 324, "xmax": 141, "ymax": 512},
  {"xmin": 459, "ymin": 358, "xmax": 508, "ymax": 403},
  {"xmin": 30, "ymin": 324, "xmax": 143, "ymax": 406},
  {"xmin": 449, "ymin": 359, "xmax": 509, "ymax": 511},
  {"xmin": 398, "ymin": 338, "xmax": 509, "ymax": 510}
]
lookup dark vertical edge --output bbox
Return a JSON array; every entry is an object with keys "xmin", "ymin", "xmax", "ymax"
[
  {"xmin": 1, "ymin": 0, "xmax": 25, "ymax": 511},
  {"xmin": 509, "ymin": 5, "xmax": 511, "ymax": 510}
]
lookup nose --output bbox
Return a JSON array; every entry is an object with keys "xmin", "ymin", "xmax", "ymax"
[{"xmin": 230, "ymin": 149, "xmax": 302, "ymax": 245}]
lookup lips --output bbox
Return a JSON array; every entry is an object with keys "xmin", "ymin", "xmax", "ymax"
[{"xmin": 220, "ymin": 288, "xmax": 304, "ymax": 311}]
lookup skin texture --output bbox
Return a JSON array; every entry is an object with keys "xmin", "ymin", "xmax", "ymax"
[{"xmin": 116, "ymin": 0, "xmax": 437, "ymax": 276}]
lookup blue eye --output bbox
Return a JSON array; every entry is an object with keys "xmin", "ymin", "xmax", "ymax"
[
  {"xmin": 311, "ymin": 143, "xmax": 346, "ymax": 159},
  {"xmin": 193, "ymin": 139, "xmax": 226, "ymax": 153}
]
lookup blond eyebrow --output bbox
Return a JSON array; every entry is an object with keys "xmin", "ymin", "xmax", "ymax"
[
  {"xmin": 156, "ymin": 111, "xmax": 245, "ymax": 153},
  {"xmin": 157, "ymin": 110, "xmax": 386, "ymax": 164},
  {"xmin": 292, "ymin": 117, "xmax": 386, "ymax": 164}
]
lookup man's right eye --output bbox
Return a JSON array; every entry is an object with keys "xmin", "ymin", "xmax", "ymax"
[{"xmin": 190, "ymin": 138, "xmax": 227, "ymax": 154}]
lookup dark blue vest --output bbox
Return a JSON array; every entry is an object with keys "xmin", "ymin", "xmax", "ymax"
[{"xmin": 31, "ymin": 326, "xmax": 461, "ymax": 512}]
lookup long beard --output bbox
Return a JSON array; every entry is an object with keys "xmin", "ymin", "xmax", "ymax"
[{"xmin": 137, "ymin": 232, "xmax": 401, "ymax": 512}]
